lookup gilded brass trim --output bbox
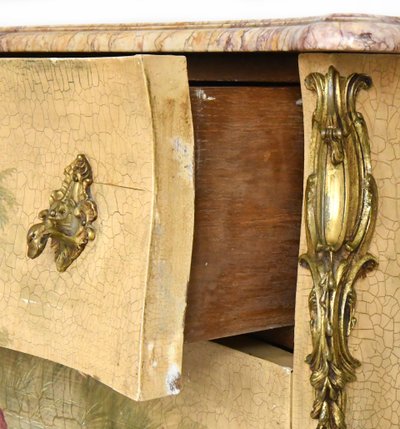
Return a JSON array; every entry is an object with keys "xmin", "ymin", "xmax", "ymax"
[
  {"xmin": 300, "ymin": 66, "xmax": 378, "ymax": 429},
  {"xmin": 27, "ymin": 154, "xmax": 97, "ymax": 272}
]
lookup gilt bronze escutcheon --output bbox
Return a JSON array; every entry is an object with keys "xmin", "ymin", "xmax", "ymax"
[{"xmin": 27, "ymin": 154, "xmax": 97, "ymax": 272}]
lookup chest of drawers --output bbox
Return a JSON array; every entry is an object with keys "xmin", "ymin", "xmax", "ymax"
[{"xmin": 0, "ymin": 13, "xmax": 399, "ymax": 429}]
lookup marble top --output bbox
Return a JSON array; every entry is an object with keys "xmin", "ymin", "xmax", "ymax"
[{"xmin": 0, "ymin": 14, "xmax": 399, "ymax": 53}]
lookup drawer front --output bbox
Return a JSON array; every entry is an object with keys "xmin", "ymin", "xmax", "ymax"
[
  {"xmin": 0, "ymin": 341, "xmax": 292, "ymax": 429},
  {"xmin": 0, "ymin": 55, "xmax": 194, "ymax": 401}
]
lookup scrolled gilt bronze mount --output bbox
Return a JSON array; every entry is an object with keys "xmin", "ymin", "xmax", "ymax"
[
  {"xmin": 27, "ymin": 154, "xmax": 97, "ymax": 272},
  {"xmin": 299, "ymin": 66, "xmax": 378, "ymax": 429}
]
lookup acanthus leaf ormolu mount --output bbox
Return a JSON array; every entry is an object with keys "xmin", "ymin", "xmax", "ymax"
[
  {"xmin": 27, "ymin": 154, "xmax": 97, "ymax": 272},
  {"xmin": 299, "ymin": 66, "xmax": 378, "ymax": 429}
]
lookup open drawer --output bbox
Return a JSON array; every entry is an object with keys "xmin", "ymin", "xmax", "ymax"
[
  {"xmin": 0, "ymin": 55, "xmax": 194, "ymax": 401},
  {"xmin": 0, "ymin": 51, "xmax": 302, "ymax": 405}
]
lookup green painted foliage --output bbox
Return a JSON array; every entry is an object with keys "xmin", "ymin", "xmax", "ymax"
[{"xmin": 0, "ymin": 169, "xmax": 16, "ymax": 229}]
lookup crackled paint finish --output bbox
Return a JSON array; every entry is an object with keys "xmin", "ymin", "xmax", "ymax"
[
  {"xmin": 0, "ymin": 169, "xmax": 16, "ymax": 230},
  {"xmin": 0, "ymin": 15, "xmax": 399, "ymax": 53},
  {"xmin": 0, "ymin": 342, "xmax": 291, "ymax": 429},
  {"xmin": 294, "ymin": 53, "xmax": 400, "ymax": 429},
  {"xmin": 0, "ymin": 55, "xmax": 194, "ymax": 401}
]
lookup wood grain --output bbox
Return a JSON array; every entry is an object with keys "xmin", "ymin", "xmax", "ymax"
[
  {"xmin": 253, "ymin": 326, "xmax": 295, "ymax": 351},
  {"xmin": 0, "ymin": 55, "xmax": 194, "ymax": 401},
  {"xmin": 186, "ymin": 53, "xmax": 299, "ymax": 83},
  {"xmin": 293, "ymin": 53, "xmax": 400, "ymax": 429},
  {"xmin": 185, "ymin": 85, "xmax": 304, "ymax": 342}
]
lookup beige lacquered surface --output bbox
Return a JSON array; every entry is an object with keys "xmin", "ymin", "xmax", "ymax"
[
  {"xmin": 294, "ymin": 53, "xmax": 400, "ymax": 429},
  {"xmin": 0, "ymin": 55, "xmax": 194, "ymax": 401},
  {"xmin": 0, "ymin": 340, "xmax": 292, "ymax": 429}
]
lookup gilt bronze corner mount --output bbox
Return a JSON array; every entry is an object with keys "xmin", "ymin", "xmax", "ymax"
[
  {"xmin": 27, "ymin": 154, "xmax": 97, "ymax": 272},
  {"xmin": 300, "ymin": 66, "xmax": 378, "ymax": 429}
]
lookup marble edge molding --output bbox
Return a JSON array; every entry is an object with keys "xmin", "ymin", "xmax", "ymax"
[{"xmin": 0, "ymin": 14, "xmax": 399, "ymax": 53}]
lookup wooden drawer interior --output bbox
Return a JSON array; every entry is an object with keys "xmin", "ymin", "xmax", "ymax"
[{"xmin": 184, "ymin": 53, "xmax": 303, "ymax": 345}]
